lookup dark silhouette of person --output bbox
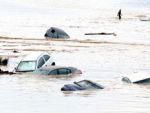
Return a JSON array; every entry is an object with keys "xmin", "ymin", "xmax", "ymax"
[{"xmin": 117, "ymin": 9, "xmax": 122, "ymax": 20}]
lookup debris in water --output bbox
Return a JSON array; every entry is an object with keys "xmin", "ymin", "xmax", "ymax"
[
  {"xmin": 85, "ymin": 32, "xmax": 117, "ymax": 36},
  {"xmin": 0, "ymin": 68, "xmax": 14, "ymax": 75},
  {"xmin": 0, "ymin": 57, "xmax": 8, "ymax": 65}
]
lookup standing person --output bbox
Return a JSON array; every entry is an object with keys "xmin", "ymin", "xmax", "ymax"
[{"xmin": 117, "ymin": 9, "xmax": 122, "ymax": 20}]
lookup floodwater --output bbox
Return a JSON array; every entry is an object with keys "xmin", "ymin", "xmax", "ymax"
[
  {"xmin": 0, "ymin": 37, "xmax": 150, "ymax": 113},
  {"xmin": 0, "ymin": 0, "xmax": 150, "ymax": 113}
]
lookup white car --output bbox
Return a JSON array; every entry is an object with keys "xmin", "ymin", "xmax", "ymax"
[
  {"xmin": 122, "ymin": 71, "xmax": 150, "ymax": 83},
  {"xmin": 15, "ymin": 52, "xmax": 55, "ymax": 72}
]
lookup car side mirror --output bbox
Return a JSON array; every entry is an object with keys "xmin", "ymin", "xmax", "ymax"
[{"xmin": 51, "ymin": 62, "xmax": 55, "ymax": 66}]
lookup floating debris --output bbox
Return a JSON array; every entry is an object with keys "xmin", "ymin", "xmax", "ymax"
[
  {"xmin": 85, "ymin": 32, "xmax": 117, "ymax": 36},
  {"xmin": 0, "ymin": 68, "xmax": 14, "ymax": 75},
  {"xmin": 13, "ymin": 49, "xmax": 19, "ymax": 53},
  {"xmin": 139, "ymin": 17, "xmax": 150, "ymax": 21},
  {"xmin": 0, "ymin": 57, "xmax": 8, "ymax": 65}
]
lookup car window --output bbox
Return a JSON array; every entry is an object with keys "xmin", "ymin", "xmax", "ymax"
[
  {"xmin": 49, "ymin": 70, "xmax": 58, "ymax": 75},
  {"xmin": 37, "ymin": 57, "xmax": 45, "ymax": 68},
  {"xmin": 43, "ymin": 55, "xmax": 50, "ymax": 61},
  {"xmin": 33, "ymin": 69, "xmax": 50, "ymax": 75},
  {"xmin": 58, "ymin": 68, "xmax": 71, "ymax": 75},
  {"xmin": 16, "ymin": 61, "xmax": 36, "ymax": 72},
  {"xmin": 76, "ymin": 81, "xmax": 94, "ymax": 89}
]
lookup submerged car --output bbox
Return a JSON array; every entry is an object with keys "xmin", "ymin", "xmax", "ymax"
[
  {"xmin": 15, "ymin": 52, "xmax": 55, "ymax": 72},
  {"xmin": 61, "ymin": 80, "xmax": 104, "ymax": 91},
  {"xmin": 32, "ymin": 66, "xmax": 82, "ymax": 76},
  {"xmin": 122, "ymin": 71, "xmax": 150, "ymax": 83},
  {"xmin": 44, "ymin": 27, "xmax": 70, "ymax": 39}
]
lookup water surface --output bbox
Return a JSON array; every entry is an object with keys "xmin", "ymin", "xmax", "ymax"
[{"xmin": 0, "ymin": 0, "xmax": 150, "ymax": 113}]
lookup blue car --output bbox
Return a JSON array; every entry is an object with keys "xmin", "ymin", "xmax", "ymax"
[{"xmin": 61, "ymin": 80, "xmax": 104, "ymax": 91}]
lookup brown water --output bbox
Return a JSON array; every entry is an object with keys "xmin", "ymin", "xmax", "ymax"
[{"xmin": 0, "ymin": 37, "xmax": 150, "ymax": 113}]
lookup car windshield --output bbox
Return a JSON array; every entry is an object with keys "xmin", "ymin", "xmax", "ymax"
[
  {"xmin": 17, "ymin": 61, "xmax": 36, "ymax": 72},
  {"xmin": 75, "ymin": 81, "xmax": 93, "ymax": 88},
  {"xmin": 33, "ymin": 69, "xmax": 50, "ymax": 75}
]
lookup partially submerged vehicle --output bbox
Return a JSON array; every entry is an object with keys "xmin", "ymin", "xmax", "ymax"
[
  {"xmin": 0, "ymin": 68, "xmax": 14, "ymax": 75},
  {"xmin": 44, "ymin": 27, "xmax": 70, "ymax": 39},
  {"xmin": 0, "ymin": 56, "xmax": 8, "ymax": 65},
  {"xmin": 33, "ymin": 66, "xmax": 82, "ymax": 76},
  {"xmin": 61, "ymin": 80, "xmax": 104, "ymax": 91},
  {"xmin": 15, "ymin": 52, "xmax": 55, "ymax": 72},
  {"xmin": 122, "ymin": 71, "xmax": 150, "ymax": 83}
]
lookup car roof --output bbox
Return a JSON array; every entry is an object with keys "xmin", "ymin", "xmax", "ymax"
[
  {"xmin": 123, "ymin": 71, "xmax": 150, "ymax": 83},
  {"xmin": 21, "ymin": 52, "xmax": 49, "ymax": 61},
  {"xmin": 39, "ymin": 66, "xmax": 73, "ymax": 70}
]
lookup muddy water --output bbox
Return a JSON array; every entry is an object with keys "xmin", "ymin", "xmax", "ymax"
[{"xmin": 0, "ymin": 37, "xmax": 150, "ymax": 113}]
